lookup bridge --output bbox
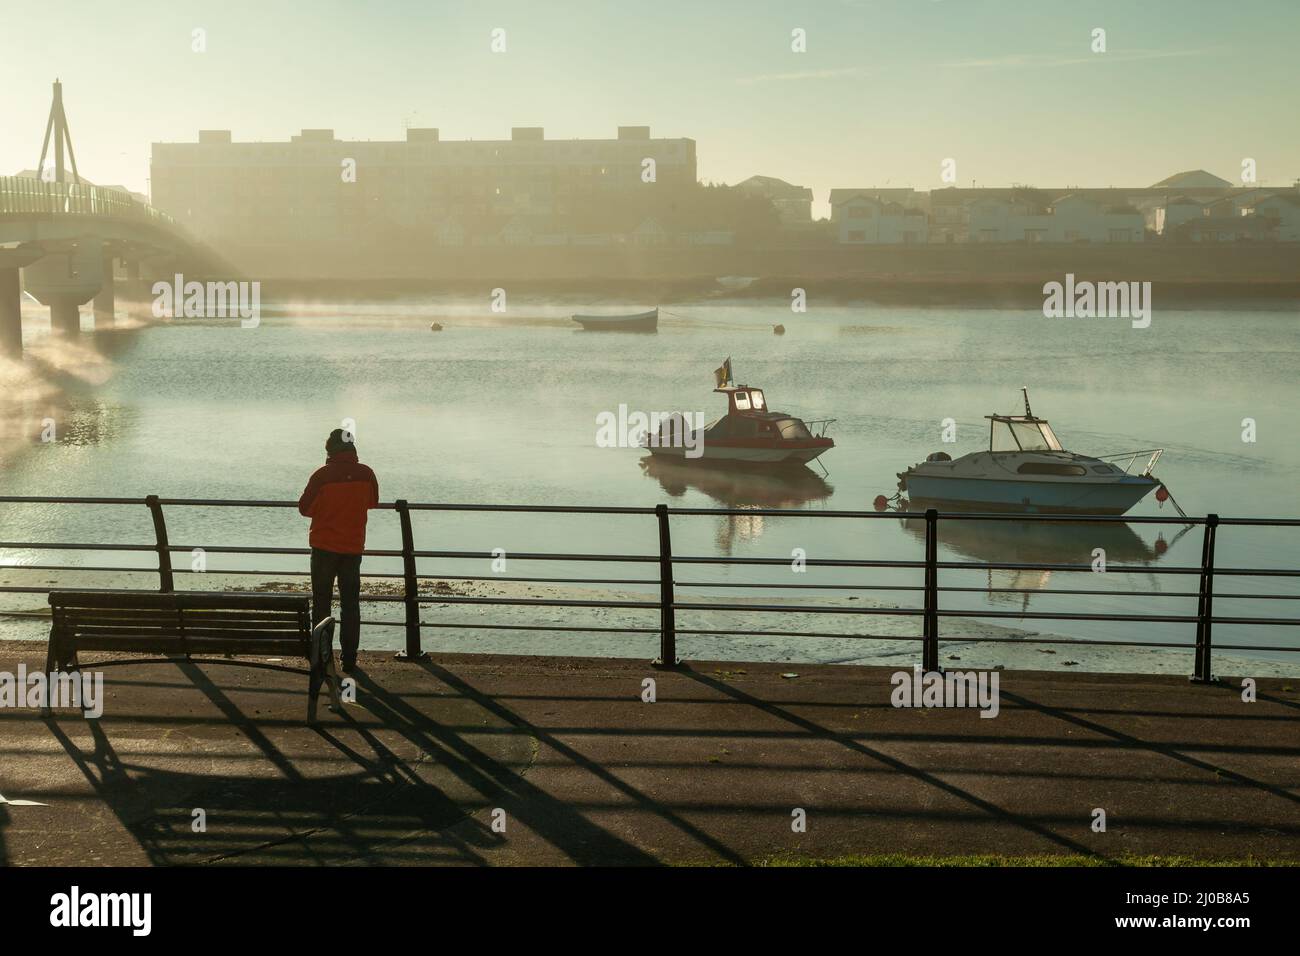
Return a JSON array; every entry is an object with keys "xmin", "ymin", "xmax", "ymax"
[{"xmin": 0, "ymin": 81, "xmax": 226, "ymax": 357}]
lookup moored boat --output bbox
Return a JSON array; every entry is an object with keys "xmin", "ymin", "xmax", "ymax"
[
  {"xmin": 643, "ymin": 358, "xmax": 835, "ymax": 467},
  {"xmin": 895, "ymin": 389, "xmax": 1165, "ymax": 515},
  {"xmin": 572, "ymin": 308, "xmax": 658, "ymax": 332}
]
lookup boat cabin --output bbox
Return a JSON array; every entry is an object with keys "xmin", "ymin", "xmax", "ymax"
[
  {"xmin": 985, "ymin": 414, "xmax": 1064, "ymax": 453},
  {"xmin": 715, "ymin": 385, "xmax": 767, "ymax": 415},
  {"xmin": 708, "ymin": 386, "xmax": 819, "ymax": 441}
]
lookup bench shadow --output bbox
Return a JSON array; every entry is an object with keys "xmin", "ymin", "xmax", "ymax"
[{"xmin": 33, "ymin": 660, "xmax": 505, "ymax": 865}]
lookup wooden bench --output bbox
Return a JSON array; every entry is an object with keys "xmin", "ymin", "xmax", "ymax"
[{"xmin": 45, "ymin": 590, "xmax": 341, "ymax": 722}]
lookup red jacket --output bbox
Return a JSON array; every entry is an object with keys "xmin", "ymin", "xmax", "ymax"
[{"xmin": 298, "ymin": 449, "xmax": 379, "ymax": 555}]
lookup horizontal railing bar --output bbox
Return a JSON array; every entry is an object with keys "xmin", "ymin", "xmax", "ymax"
[
  {"xmin": 672, "ymin": 556, "xmax": 927, "ymax": 568},
  {"xmin": 417, "ymin": 596, "xmax": 661, "ymax": 609},
  {"xmin": 939, "ymin": 635, "xmax": 1195, "ymax": 649},
  {"xmin": 671, "ymin": 602, "xmax": 924, "ymax": 615},
  {"xmin": 415, "ymin": 574, "xmax": 660, "ymax": 586},
  {"xmin": 3, "ymin": 495, "xmax": 1298, "ymax": 527},
  {"xmin": 1210, "ymin": 644, "xmax": 1300, "ymax": 653},
  {"xmin": 418, "ymin": 622, "xmax": 660, "ymax": 634},
  {"xmin": 0, "ymin": 542, "xmax": 157, "ymax": 552},
  {"xmin": 3, "ymin": 563, "xmax": 1292, "ymax": 601},
  {"xmin": 672, "ymin": 580, "xmax": 1300, "ymax": 598},
  {"xmin": 938, "ymin": 561, "xmax": 1300, "ymax": 577},
  {"xmin": 404, "ymin": 503, "xmax": 657, "ymax": 515},
  {"xmin": 411, "ymin": 550, "xmax": 659, "ymax": 563},
  {"xmin": 675, "ymin": 629, "xmax": 924, "ymax": 641},
  {"xmin": 0, "ymin": 496, "xmax": 151, "ymax": 505}
]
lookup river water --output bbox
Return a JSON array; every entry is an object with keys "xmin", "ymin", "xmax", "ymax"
[{"xmin": 1, "ymin": 295, "xmax": 1297, "ymax": 673}]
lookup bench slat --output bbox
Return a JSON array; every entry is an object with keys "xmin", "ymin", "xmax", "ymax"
[{"xmin": 50, "ymin": 590, "xmax": 310, "ymax": 612}]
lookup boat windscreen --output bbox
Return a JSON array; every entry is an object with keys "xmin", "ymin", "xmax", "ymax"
[
  {"xmin": 991, "ymin": 420, "xmax": 1018, "ymax": 451},
  {"xmin": 1038, "ymin": 422, "xmax": 1064, "ymax": 450},
  {"xmin": 775, "ymin": 418, "xmax": 812, "ymax": 440},
  {"xmin": 1011, "ymin": 421, "xmax": 1056, "ymax": 451},
  {"xmin": 750, "ymin": 390, "xmax": 766, "ymax": 410}
]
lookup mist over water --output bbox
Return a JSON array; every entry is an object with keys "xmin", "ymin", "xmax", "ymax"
[{"xmin": 1, "ymin": 297, "xmax": 1297, "ymax": 669}]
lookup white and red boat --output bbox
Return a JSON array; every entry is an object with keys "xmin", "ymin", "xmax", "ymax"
[{"xmin": 643, "ymin": 359, "xmax": 835, "ymax": 467}]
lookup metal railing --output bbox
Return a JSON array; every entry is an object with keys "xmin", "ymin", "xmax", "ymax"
[
  {"xmin": 1, "ymin": 495, "xmax": 1298, "ymax": 681},
  {"xmin": 0, "ymin": 175, "xmax": 178, "ymax": 227}
]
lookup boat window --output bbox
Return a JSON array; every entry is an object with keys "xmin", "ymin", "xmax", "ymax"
[
  {"xmin": 1038, "ymin": 423, "xmax": 1064, "ymax": 451},
  {"xmin": 750, "ymin": 390, "xmax": 766, "ymax": 410},
  {"xmin": 733, "ymin": 392, "xmax": 751, "ymax": 410},
  {"xmin": 774, "ymin": 418, "xmax": 812, "ymax": 440},
  {"xmin": 1010, "ymin": 421, "xmax": 1054, "ymax": 451},
  {"xmin": 1091, "ymin": 464, "xmax": 1115, "ymax": 474},
  {"xmin": 990, "ymin": 420, "xmax": 1018, "ymax": 451},
  {"xmin": 1016, "ymin": 463, "xmax": 1088, "ymax": 476}
]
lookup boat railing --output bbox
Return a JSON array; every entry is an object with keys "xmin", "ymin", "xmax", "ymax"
[
  {"xmin": 0, "ymin": 495, "xmax": 1296, "ymax": 683},
  {"xmin": 801, "ymin": 418, "xmax": 837, "ymax": 438},
  {"xmin": 1097, "ymin": 448, "xmax": 1164, "ymax": 476}
]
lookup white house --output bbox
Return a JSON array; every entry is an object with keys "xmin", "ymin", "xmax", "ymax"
[
  {"xmin": 835, "ymin": 195, "xmax": 928, "ymax": 244},
  {"xmin": 967, "ymin": 193, "xmax": 1144, "ymax": 242},
  {"xmin": 1156, "ymin": 196, "xmax": 1203, "ymax": 235},
  {"xmin": 1243, "ymin": 194, "xmax": 1300, "ymax": 241}
]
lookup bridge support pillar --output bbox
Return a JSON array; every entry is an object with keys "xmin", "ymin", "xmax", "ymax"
[
  {"xmin": 50, "ymin": 298, "xmax": 83, "ymax": 335},
  {"xmin": 0, "ymin": 268, "xmax": 22, "ymax": 358},
  {"xmin": 23, "ymin": 239, "xmax": 104, "ymax": 336},
  {"xmin": 94, "ymin": 254, "xmax": 116, "ymax": 329}
]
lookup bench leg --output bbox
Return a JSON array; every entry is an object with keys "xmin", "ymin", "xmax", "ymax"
[
  {"xmin": 40, "ymin": 635, "xmax": 58, "ymax": 718},
  {"xmin": 307, "ymin": 617, "xmax": 337, "ymax": 724}
]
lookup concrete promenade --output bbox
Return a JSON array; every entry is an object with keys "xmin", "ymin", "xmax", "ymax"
[{"xmin": 1, "ymin": 642, "xmax": 1297, "ymax": 866}]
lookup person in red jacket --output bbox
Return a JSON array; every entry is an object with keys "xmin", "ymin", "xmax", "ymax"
[{"xmin": 298, "ymin": 428, "xmax": 379, "ymax": 672}]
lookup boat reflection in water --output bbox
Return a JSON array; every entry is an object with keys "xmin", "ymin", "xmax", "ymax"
[
  {"xmin": 639, "ymin": 455, "xmax": 833, "ymax": 552},
  {"xmin": 895, "ymin": 501, "xmax": 1182, "ymax": 611}
]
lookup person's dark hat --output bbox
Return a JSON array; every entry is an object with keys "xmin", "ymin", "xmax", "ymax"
[{"xmin": 326, "ymin": 428, "xmax": 356, "ymax": 454}]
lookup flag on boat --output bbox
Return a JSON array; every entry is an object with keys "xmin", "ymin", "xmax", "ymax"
[{"xmin": 714, "ymin": 357, "xmax": 732, "ymax": 388}]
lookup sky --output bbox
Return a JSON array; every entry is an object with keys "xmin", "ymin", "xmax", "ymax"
[{"xmin": 3, "ymin": 0, "xmax": 1297, "ymax": 218}]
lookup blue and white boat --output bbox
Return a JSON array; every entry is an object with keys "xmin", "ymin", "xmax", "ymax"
[{"xmin": 895, "ymin": 390, "xmax": 1166, "ymax": 515}]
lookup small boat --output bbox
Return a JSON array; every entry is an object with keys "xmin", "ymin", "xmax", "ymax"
[
  {"xmin": 643, "ymin": 359, "xmax": 834, "ymax": 467},
  {"xmin": 572, "ymin": 308, "xmax": 658, "ymax": 332},
  {"xmin": 895, "ymin": 389, "xmax": 1164, "ymax": 515}
]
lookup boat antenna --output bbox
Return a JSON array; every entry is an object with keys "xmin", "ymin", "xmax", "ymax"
[{"xmin": 1021, "ymin": 386, "xmax": 1034, "ymax": 418}]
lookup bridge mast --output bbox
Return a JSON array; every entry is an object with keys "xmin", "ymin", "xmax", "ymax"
[{"xmin": 37, "ymin": 79, "xmax": 81, "ymax": 185}]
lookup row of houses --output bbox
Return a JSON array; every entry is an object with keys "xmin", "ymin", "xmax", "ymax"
[
  {"xmin": 428, "ymin": 213, "xmax": 734, "ymax": 248},
  {"xmin": 738, "ymin": 170, "xmax": 1300, "ymax": 244}
]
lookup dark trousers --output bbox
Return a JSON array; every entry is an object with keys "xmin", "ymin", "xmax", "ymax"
[{"xmin": 311, "ymin": 548, "xmax": 362, "ymax": 661}]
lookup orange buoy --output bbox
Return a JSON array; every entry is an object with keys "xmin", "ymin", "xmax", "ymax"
[
  {"xmin": 1155, "ymin": 485, "xmax": 1169, "ymax": 503},
  {"xmin": 873, "ymin": 495, "xmax": 889, "ymax": 511}
]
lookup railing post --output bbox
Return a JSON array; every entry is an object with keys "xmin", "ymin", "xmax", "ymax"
[
  {"xmin": 1192, "ymin": 513, "xmax": 1219, "ymax": 684},
  {"xmin": 922, "ymin": 508, "xmax": 939, "ymax": 673},
  {"xmin": 145, "ymin": 494, "xmax": 174, "ymax": 592},
  {"xmin": 393, "ymin": 499, "xmax": 427, "ymax": 661},
  {"xmin": 653, "ymin": 504, "xmax": 678, "ymax": 668}
]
